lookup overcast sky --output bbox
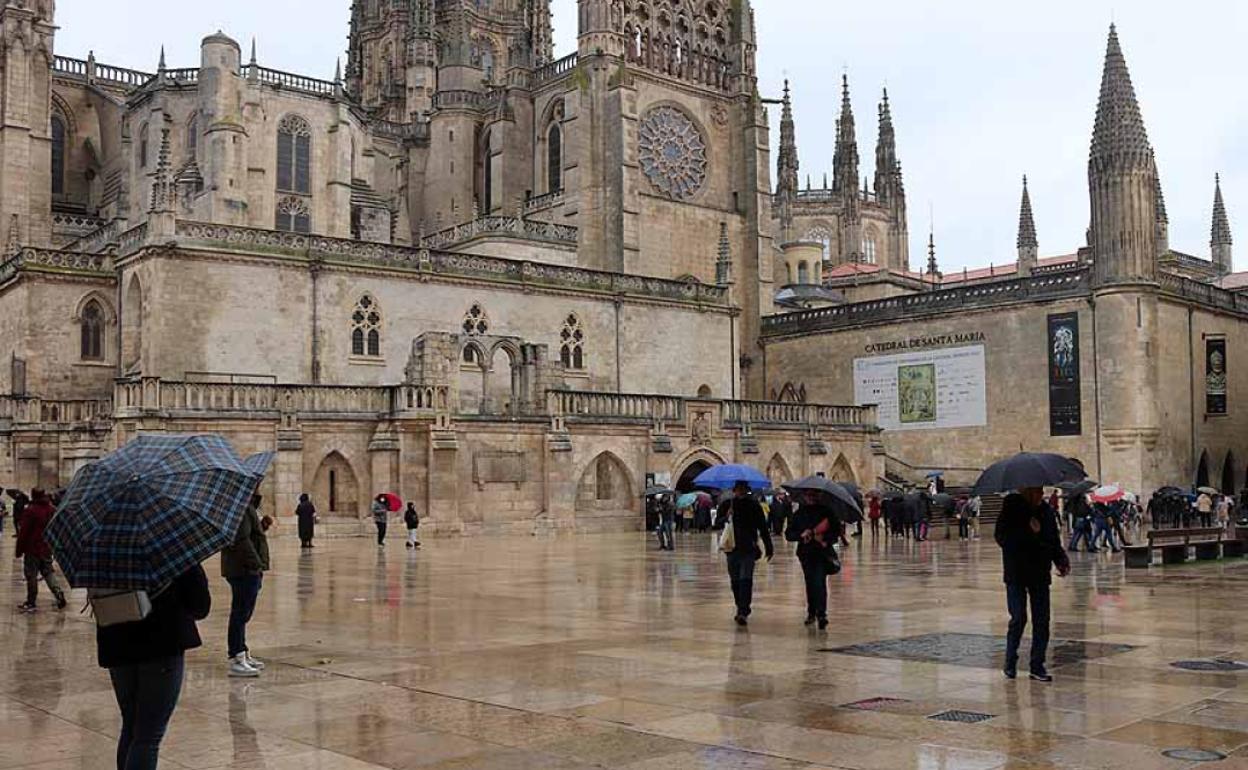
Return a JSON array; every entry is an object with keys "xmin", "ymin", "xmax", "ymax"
[{"xmin": 59, "ymin": 1, "xmax": 1246, "ymax": 273}]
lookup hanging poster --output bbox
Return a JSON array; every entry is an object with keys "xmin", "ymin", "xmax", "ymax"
[
  {"xmin": 1206, "ymin": 337, "xmax": 1228, "ymax": 415},
  {"xmin": 853, "ymin": 345, "xmax": 987, "ymax": 432},
  {"xmin": 1047, "ymin": 313, "xmax": 1081, "ymax": 436}
]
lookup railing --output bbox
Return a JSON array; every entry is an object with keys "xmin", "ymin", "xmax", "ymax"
[
  {"xmin": 118, "ymin": 223, "xmax": 149, "ymax": 255},
  {"xmin": 1158, "ymin": 271, "xmax": 1248, "ymax": 315},
  {"xmin": 371, "ymin": 120, "xmax": 430, "ymax": 145},
  {"xmin": 0, "ymin": 396, "xmax": 112, "ymax": 425},
  {"xmin": 721, "ymin": 400, "xmax": 877, "ymax": 428},
  {"xmin": 763, "ymin": 267, "xmax": 1092, "ymax": 336},
  {"xmin": 173, "ymin": 220, "xmax": 729, "ymax": 305},
  {"xmin": 432, "ymin": 87, "xmax": 505, "ymax": 112},
  {"xmin": 52, "ymin": 212, "xmax": 106, "ymax": 236},
  {"xmin": 163, "ymin": 68, "xmax": 199, "ymax": 85},
  {"xmin": 0, "ymin": 248, "xmax": 113, "ymax": 284},
  {"xmin": 114, "ymin": 379, "xmax": 450, "ymax": 419},
  {"xmin": 422, "ymin": 215, "xmax": 578, "ymax": 249},
  {"xmin": 53, "ymin": 55, "xmax": 153, "ymax": 89},
  {"xmin": 524, "ymin": 191, "xmax": 565, "ymax": 213},
  {"xmin": 67, "ymin": 219, "xmax": 124, "ymax": 254},
  {"xmin": 533, "ymin": 53, "xmax": 578, "ymax": 86},
  {"xmin": 242, "ymin": 65, "xmax": 336, "ymax": 97},
  {"xmin": 549, "ymin": 390, "xmax": 685, "ymax": 424}
]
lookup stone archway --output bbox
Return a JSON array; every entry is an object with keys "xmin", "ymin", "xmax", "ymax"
[
  {"xmin": 312, "ymin": 451, "xmax": 360, "ymax": 517},
  {"xmin": 1222, "ymin": 451, "xmax": 1237, "ymax": 495},
  {"xmin": 575, "ymin": 452, "xmax": 636, "ymax": 518},
  {"xmin": 672, "ymin": 447, "xmax": 726, "ymax": 493},
  {"xmin": 829, "ymin": 453, "xmax": 857, "ymax": 484},
  {"xmin": 765, "ymin": 453, "xmax": 794, "ymax": 487},
  {"xmin": 1196, "ymin": 450, "xmax": 1211, "ymax": 489}
]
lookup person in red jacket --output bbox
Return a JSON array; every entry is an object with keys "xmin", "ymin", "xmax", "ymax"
[{"xmin": 15, "ymin": 489, "xmax": 66, "ymax": 612}]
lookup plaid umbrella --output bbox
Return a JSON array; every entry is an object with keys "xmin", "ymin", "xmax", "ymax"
[{"xmin": 46, "ymin": 434, "xmax": 273, "ymax": 591}]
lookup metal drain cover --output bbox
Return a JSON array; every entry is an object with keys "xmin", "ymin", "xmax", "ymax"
[
  {"xmin": 928, "ymin": 709, "xmax": 994, "ymax": 724},
  {"xmin": 1172, "ymin": 659, "xmax": 1248, "ymax": 672},
  {"xmin": 842, "ymin": 697, "xmax": 911, "ymax": 711},
  {"xmin": 1161, "ymin": 748, "xmax": 1227, "ymax": 761}
]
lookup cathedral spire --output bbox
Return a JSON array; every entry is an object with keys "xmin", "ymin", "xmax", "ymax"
[
  {"xmin": 1018, "ymin": 176, "xmax": 1039, "ymax": 275},
  {"xmin": 1212, "ymin": 174, "xmax": 1233, "ymax": 275},
  {"xmin": 1153, "ymin": 151, "xmax": 1169, "ymax": 255},
  {"xmin": 776, "ymin": 80, "xmax": 799, "ymax": 202},
  {"xmin": 832, "ymin": 74, "xmax": 859, "ymax": 196},
  {"xmin": 1088, "ymin": 24, "xmax": 1157, "ymax": 284},
  {"xmin": 926, "ymin": 231, "xmax": 940, "ymax": 287},
  {"xmin": 874, "ymin": 88, "xmax": 897, "ymax": 203}
]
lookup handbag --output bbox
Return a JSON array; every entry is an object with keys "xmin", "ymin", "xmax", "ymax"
[
  {"xmin": 87, "ymin": 589, "xmax": 153, "ymax": 628},
  {"xmin": 824, "ymin": 542, "xmax": 842, "ymax": 575},
  {"xmin": 719, "ymin": 516, "xmax": 736, "ymax": 553}
]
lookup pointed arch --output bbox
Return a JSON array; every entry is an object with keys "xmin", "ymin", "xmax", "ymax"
[
  {"xmin": 672, "ymin": 446, "xmax": 726, "ymax": 493},
  {"xmin": 575, "ymin": 451, "xmax": 636, "ymax": 516},
  {"xmin": 1196, "ymin": 450, "xmax": 1211, "ymax": 489},
  {"xmin": 765, "ymin": 453, "xmax": 794, "ymax": 488},
  {"xmin": 312, "ymin": 451, "xmax": 360, "ymax": 517},
  {"xmin": 122, "ymin": 274, "xmax": 143, "ymax": 372},
  {"xmin": 1222, "ymin": 450, "xmax": 1237, "ymax": 496},
  {"xmin": 350, "ymin": 293, "xmax": 382, "ymax": 358},
  {"xmin": 829, "ymin": 453, "xmax": 858, "ymax": 484}
]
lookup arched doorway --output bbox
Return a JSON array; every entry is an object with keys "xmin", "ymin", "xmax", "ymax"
[
  {"xmin": 484, "ymin": 344, "xmax": 517, "ymax": 415},
  {"xmin": 1196, "ymin": 450, "xmax": 1210, "ymax": 489},
  {"xmin": 1222, "ymin": 451, "xmax": 1237, "ymax": 495},
  {"xmin": 675, "ymin": 461, "xmax": 712, "ymax": 493},
  {"xmin": 312, "ymin": 452, "xmax": 359, "ymax": 517}
]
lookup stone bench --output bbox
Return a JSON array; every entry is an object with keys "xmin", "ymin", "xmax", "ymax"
[{"xmin": 1129, "ymin": 528, "xmax": 1231, "ymax": 568}]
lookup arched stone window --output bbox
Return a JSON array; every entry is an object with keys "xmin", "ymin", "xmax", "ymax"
[
  {"xmin": 80, "ymin": 299, "xmax": 105, "ymax": 361},
  {"xmin": 139, "ymin": 123, "xmax": 149, "ymax": 168},
  {"xmin": 463, "ymin": 303, "xmax": 489, "ymax": 336},
  {"xmin": 797, "ymin": 261, "xmax": 809, "ymax": 284},
  {"xmin": 351, "ymin": 294, "xmax": 382, "ymax": 357},
  {"xmin": 275, "ymin": 196, "xmax": 311, "ymax": 234},
  {"xmin": 186, "ymin": 112, "xmax": 199, "ymax": 158},
  {"xmin": 276, "ymin": 114, "xmax": 312, "ymax": 195},
  {"xmin": 547, "ymin": 123, "xmax": 562, "ymax": 194},
  {"xmin": 559, "ymin": 313, "xmax": 584, "ymax": 370},
  {"xmin": 51, "ymin": 115, "xmax": 66, "ymax": 197},
  {"xmin": 862, "ymin": 233, "xmax": 878, "ymax": 264},
  {"xmin": 805, "ymin": 225, "xmax": 833, "ymax": 261}
]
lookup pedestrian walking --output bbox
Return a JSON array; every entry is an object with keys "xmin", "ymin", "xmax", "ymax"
[
  {"xmin": 657, "ymin": 496, "xmax": 675, "ymax": 550},
  {"xmin": 1197, "ymin": 492, "xmax": 1214, "ymax": 528},
  {"xmin": 0, "ymin": 495, "xmax": 7, "ymax": 535},
  {"xmin": 770, "ymin": 491, "xmax": 791, "ymax": 537},
  {"xmin": 716, "ymin": 481, "xmax": 774, "ymax": 627},
  {"xmin": 868, "ymin": 494, "xmax": 881, "ymax": 538},
  {"xmin": 785, "ymin": 490, "xmax": 836, "ymax": 630},
  {"xmin": 995, "ymin": 487, "xmax": 1071, "ymax": 682},
  {"xmin": 6, "ymin": 488, "xmax": 29, "ymax": 538},
  {"xmin": 404, "ymin": 502, "xmax": 421, "ymax": 549},
  {"xmin": 1091, "ymin": 502, "xmax": 1119, "ymax": 552},
  {"xmin": 221, "ymin": 495, "xmax": 269, "ymax": 677},
  {"xmin": 372, "ymin": 494, "xmax": 389, "ymax": 546},
  {"xmin": 15, "ymin": 489, "xmax": 67, "ymax": 612},
  {"xmin": 98, "ymin": 563, "xmax": 211, "ymax": 770},
  {"xmin": 1066, "ymin": 494, "xmax": 1096, "ymax": 552},
  {"xmin": 295, "ymin": 493, "xmax": 316, "ymax": 548},
  {"xmin": 966, "ymin": 495, "xmax": 982, "ymax": 539}
]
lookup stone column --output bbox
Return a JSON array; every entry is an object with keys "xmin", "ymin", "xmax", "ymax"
[{"xmin": 1093, "ymin": 286, "xmax": 1161, "ymax": 493}]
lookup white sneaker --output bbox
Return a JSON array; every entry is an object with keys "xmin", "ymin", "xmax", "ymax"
[
  {"xmin": 228, "ymin": 656, "xmax": 259, "ymax": 678},
  {"xmin": 244, "ymin": 652, "xmax": 266, "ymax": 671}
]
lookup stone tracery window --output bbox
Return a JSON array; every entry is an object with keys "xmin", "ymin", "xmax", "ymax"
[
  {"xmin": 277, "ymin": 114, "xmax": 312, "ymax": 195},
  {"xmin": 560, "ymin": 313, "xmax": 584, "ymax": 370},
  {"xmin": 275, "ymin": 196, "xmax": 311, "ymax": 234},
  {"xmin": 51, "ymin": 115, "xmax": 66, "ymax": 197},
  {"xmin": 351, "ymin": 294, "xmax": 382, "ymax": 357},
  {"xmin": 805, "ymin": 225, "xmax": 833, "ymax": 261},
  {"xmin": 638, "ymin": 106, "xmax": 707, "ymax": 201},
  {"xmin": 547, "ymin": 123, "xmax": 562, "ymax": 195},
  {"xmin": 463, "ymin": 303, "xmax": 489, "ymax": 336},
  {"xmin": 862, "ymin": 234, "xmax": 878, "ymax": 264},
  {"xmin": 80, "ymin": 299, "xmax": 105, "ymax": 361}
]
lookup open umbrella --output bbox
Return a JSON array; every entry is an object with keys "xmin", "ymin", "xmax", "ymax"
[
  {"xmin": 693, "ymin": 464, "xmax": 770, "ymax": 491},
  {"xmin": 1058, "ymin": 479, "xmax": 1098, "ymax": 495},
  {"xmin": 46, "ymin": 434, "xmax": 272, "ymax": 591},
  {"xmin": 379, "ymin": 492, "xmax": 403, "ymax": 512},
  {"xmin": 925, "ymin": 471, "xmax": 945, "ymax": 478},
  {"xmin": 642, "ymin": 486, "xmax": 673, "ymax": 498},
  {"xmin": 1197, "ymin": 486, "xmax": 1219, "ymax": 497},
  {"xmin": 676, "ymin": 492, "xmax": 700, "ymax": 509},
  {"xmin": 972, "ymin": 452, "xmax": 1086, "ymax": 497},
  {"xmin": 783, "ymin": 476, "xmax": 863, "ymax": 518},
  {"xmin": 1090, "ymin": 484, "xmax": 1126, "ymax": 504}
]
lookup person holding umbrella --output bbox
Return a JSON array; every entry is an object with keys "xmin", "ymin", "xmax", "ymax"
[
  {"xmin": 373, "ymin": 494, "xmax": 391, "ymax": 546},
  {"xmin": 784, "ymin": 476, "xmax": 859, "ymax": 630},
  {"xmin": 45, "ymin": 434, "xmax": 270, "ymax": 770},
  {"xmin": 295, "ymin": 493, "xmax": 316, "ymax": 548},
  {"xmin": 976, "ymin": 452, "xmax": 1079, "ymax": 682},
  {"xmin": 700, "ymin": 465, "xmax": 774, "ymax": 627}
]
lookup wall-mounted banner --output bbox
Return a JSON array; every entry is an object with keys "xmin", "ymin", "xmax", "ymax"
[
  {"xmin": 1207, "ymin": 337, "xmax": 1228, "ymax": 415},
  {"xmin": 853, "ymin": 345, "xmax": 987, "ymax": 432},
  {"xmin": 1047, "ymin": 313, "xmax": 1082, "ymax": 437}
]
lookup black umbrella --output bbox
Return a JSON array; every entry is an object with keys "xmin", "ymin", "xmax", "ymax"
[
  {"xmin": 883, "ymin": 489, "xmax": 905, "ymax": 500},
  {"xmin": 642, "ymin": 486, "xmax": 673, "ymax": 498},
  {"xmin": 1057, "ymin": 479, "xmax": 1097, "ymax": 494},
  {"xmin": 783, "ymin": 476, "xmax": 863, "ymax": 519},
  {"xmin": 972, "ymin": 453, "xmax": 1086, "ymax": 497}
]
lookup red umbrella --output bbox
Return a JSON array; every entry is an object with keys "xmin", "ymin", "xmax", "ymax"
[
  {"xmin": 379, "ymin": 492, "xmax": 403, "ymax": 512},
  {"xmin": 1090, "ymin": 484, "xmax": 1126, "ymax": 504}
]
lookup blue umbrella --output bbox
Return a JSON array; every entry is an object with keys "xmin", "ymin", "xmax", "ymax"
[
  {"xmin": 47, "ymin": 434, "xmax": 273, "ymax": 591},
  {"xmin": 676, "ymin": 492, "xmax": 701, "ymax": 509},
  {"xmin": 692, "ymin": 464, "xmax": 770, "ymax": 491},
  {"xmin": 925, "ymin": 471, "xmax": 944, "ymax": 478}
]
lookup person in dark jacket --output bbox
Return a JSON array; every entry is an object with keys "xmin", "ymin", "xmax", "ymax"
[
  {"xmin": 15, "ymin": 489, "xmax": 66, "ymax": 612},
  {"xmin": 220, "ymin": 495, "xmax": 269, "ymax": 677},
  {"xmin": 6, "ymin": 488, "xmax": 29, "ymax": 538},
  {"xmin": 295, "ymin": 493, "xmax": 316, "ymax": 548},
  {"xmin": 404, "ymin": 502, "xmax": 421, "ymax": 549},
  {"xmin": 715, "ymin": 482, "xmax": 774, "ymax": 627},
  {"xmin": 995, "ymin": 487, "xmax": 1071, "ymax": 682},
  {"xmin": 785, "ymin": 490, "xmax": 838, "ymax": 629},
  {"xmin": 98, "ymin": 564, "xmax": 211, "ymax": 770}
]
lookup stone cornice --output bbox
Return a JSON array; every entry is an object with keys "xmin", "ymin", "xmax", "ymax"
[{"xmin": 0, "ymin": 248, "xmax": 115, "ymax": 288}]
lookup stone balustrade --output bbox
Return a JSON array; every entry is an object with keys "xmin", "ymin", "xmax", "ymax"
[
  {"xmin": 549, "ymin": 390, "xmax": 686, "ymax": 424},
  {"xmin": 0, "ymin": 248, "xmax": 113, "ymax": 284},
  {"xmin": 242, "ymin": 65, "xmax": 336, "ymax": 96},
  {"xmin": 54, "ymin": 55, "xmax": 153, "ymax": 89},
  {"xmin": 422, "ymin": 214, "xmax": 578, "ymax": 249},
  {"xmin": 548, "ymin": 390, "xmax": 875, "ymax": 430},
  {"xmin": 52, "ymin": 212, "xmax": 107, "ymax": 236},
  {"xmin": 721, "ymin": 400, "xmax": 877, "ymax": 428},
  {"xmin": 533, "ymin": 53, "xmax": 578, "ymax": 86},
  {"xmin": 0, "ymin": 396, "xmax": 112, "ymax": 425},
  {"xmin": 114, "ymin": 379, "xmax": 430, "ymax": 419}
]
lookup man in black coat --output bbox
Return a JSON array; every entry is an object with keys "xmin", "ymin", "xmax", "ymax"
[
  {"xmin": 995, "ymin": 487, "xmax": 1070, "ymax": 682},
  {"xmin": 716, "ymin": 481, "xmax": 774, "ymax": 627}
]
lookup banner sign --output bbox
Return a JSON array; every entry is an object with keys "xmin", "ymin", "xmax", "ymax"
[
  {"xmin": 1047, "ymin": 313, "xmax": 1082, "ymax": 437},
  {"xmin": 1207, "ymin": 337, "xmax": 1228, "ymax": 415},
  {"xmin": 853, "ymin": 345, "xmax": 987, "ymax": 432}
]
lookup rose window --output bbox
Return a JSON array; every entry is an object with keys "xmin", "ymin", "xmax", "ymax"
[{"xmin": 638, "ymin": 106, "xmax": 707, "ymax": 200}]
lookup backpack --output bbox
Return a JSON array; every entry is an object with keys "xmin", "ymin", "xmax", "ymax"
[{"xmin": 87, "ymin": 589, "xmax": 153, "ymax": 628}]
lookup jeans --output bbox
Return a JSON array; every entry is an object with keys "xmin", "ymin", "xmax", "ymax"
[
  {"xmin": 23, "ymin": 554, "xmax": 62, "ymax": 605},
  {"xmin": 1068, "ymin": 524, "xmax": 1094, "ymax": 552},
  {"xmin": 799, "ymin": 553, "xmax": 827, "ymax": 620},
  {"xmin": 109, "ymin": 655, "xmax": 185, "ymax": 770},
  {"xmin": 657, "ymin": 518, "xmax": 674, "ymax": 549},
  {"xmin": 375, "ymin": 520, "xmax": 387, "ymax": 544},
  {"xmin": 226, "ymin": 574, "xmax": 262, "ymax": 658},
  {"xmin": 1093, "ymin": 519, "xmax": 1117, "ymax": 551},
  {"xmin": 1005, "ymin": 582, "xmax": 1051, "ymax": 675},
  {"xmin": 407, "ymin": 528, "xmax": 420, "ymax": 546},
  {"xmin": 958, "ymin": 518, "xmax": 970, "ymax": 539},
  {"xmin": 725, "ymin": 551, "xmax": 758, "ymax": 617},
  {"xmin": 913, "ymin": 520, "xmax": 925, "ymax": 540}
]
